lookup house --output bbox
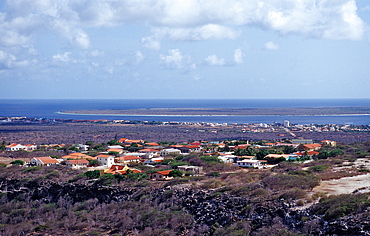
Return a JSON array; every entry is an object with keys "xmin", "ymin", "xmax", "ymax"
[
  {"xmin": 105, "ymin": 164, "xmax": 142, "ymax": 175},
  {"xmin": 149, "ymin": 170, "xmax": 173, "ymax": 181},
  {"xmin": 321, "ymin": 140, "xmax": 337, "ymax": 147},
  {"xmin": 160, "ymin": 148, "xmax": 181, "ymax": 156},
  {"xmin": 218, "ymin": 155, "xmax": 236, "ymax": 163},
  {"xmin": 177, "ymin": 165, "xmax": 203, "ymax": 174},
  {"xmin": 265, "ymin": 154, "xmax": 292, "ymax": 160},
  {"xmin": 139, "ymin": 148, "xmax": 160, "ymax": 158},
  {"xmin": 96, "ymin": 155, "xmax": 115, "ymax": 167},
  {"xmin": 143, "ymin": 157, "xmax": 164, "ymax": 164},
  {"xmin": 6, "ymin": 143, "xmax": 37, "ymax": 151},
  {"xmin": 62, "ymin": 152, "xmax": 94, "ymax": 160},
  {"xmin": 65, "ymin": 159, "xmax": 89, "ymax": 169},
  {"xmin": 107, "ymin": 148, "xmax": 124, "ymax": 154},
  {"xmin": 30, "ymin": 156, "xmax": 60, "ymax": 166},
  {"xmin": 292, "ymin": 139, "xmax": 314, "ymax": 144},
  {"xmin": 186, "ymin": 145, "xmax": 202, "ymax": 153},
  {"xmin": 115, "ymin": 155, "xmax": 142, "ymax": 164},
  {"xmin": 77, "ymin": 144, "xmax": 89, "ymax": 151},
  {"xmin": 298, "ymin": 143, "xmax": 322, "ymax": 152},
  {"xmin": 233, "ymin": 159, "xmax": 267, "ymax": 168}
]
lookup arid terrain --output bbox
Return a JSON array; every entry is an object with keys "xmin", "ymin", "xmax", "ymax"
[{"xmin": 1, "ymin": 122, "xmax": 370, "ymax": 145}]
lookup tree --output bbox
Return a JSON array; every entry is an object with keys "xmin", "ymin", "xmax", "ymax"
[
  {"xmin": 84, "ymin": 170, "xmax": 101, "ymax": 179},
  {"xmin": 10, "ymin": 160, "xmax": 24, "ymax": 165},
  {"xmin": 107, "ymin": 139, "xmax": 120, "ymax": 145},
  {"xmin": 169, "ymin": 169, "xmax": 183, "ymax": 177},
  {"xmin": 256, "ymin": 150, "xmax": 269, "ymax": 160},
  {"xmin": 283, "ymin": 146, "xmax": 297, "ymax": 154},
  {"xmin": 88, "ymin": 159, "xmax": 101, "ymax": 166}
]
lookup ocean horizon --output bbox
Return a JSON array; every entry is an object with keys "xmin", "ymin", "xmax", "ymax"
[{"xmin": 1, "ymin": 98, "xmax": 370, "ymax": 125}]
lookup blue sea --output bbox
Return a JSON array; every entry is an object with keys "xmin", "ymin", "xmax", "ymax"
[{"xmin": 1, "ymin": 99, "xmax": 370, "ymax": 125}]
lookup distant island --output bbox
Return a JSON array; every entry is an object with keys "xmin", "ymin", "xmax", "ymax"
[{"xmin": 60, "ymin": 106, "xmax": 370, "ymax": 116}]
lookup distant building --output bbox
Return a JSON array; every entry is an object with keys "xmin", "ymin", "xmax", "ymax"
[
  {"xmin": 292, "ymin": 139, "xmax": 313, "ymax": 144},
  {"xmin": 283, "ymin": 120, "xmax": 290, "ymax": 127},
  {"xmin": 30, "ymin": 156, "xmax": 60, "ymax": 166},
  {"xmin": 96, "ymin": 155, "xmax": 115, "ymax": 168}
]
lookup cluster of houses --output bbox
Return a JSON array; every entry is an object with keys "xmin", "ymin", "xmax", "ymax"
[{"xmin": 4, "ymin": 138, "xmax": 332, "ymax": 179}]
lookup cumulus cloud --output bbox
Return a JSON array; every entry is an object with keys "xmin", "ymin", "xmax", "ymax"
[
  {"xmin": 152, "ymin": 24, "xmax": 239, "ymax": 41},
  {"xmin": 52, "ymin": 52, "xmax": 74, "ymax": 63},
  {"xmin": 265, "ymin": 41, "xmax": 279, "ymax": 50},
  {"xmin": 160, "ymin": 49, "xmax": 188, "ymax": 69},
  {"xmin": 233, "ymin": 49, "xmax": 244, "ymax": 64},
  {"xmin": 205, "ymin": 54, "xmax": 225, "ymax": 66},
  {"xmin": 141, "ymin": 36, "xmax": 161, "ymax": 50},
  {"xmin": 0, "ymin": 0, "xmax": 364, "ymax": 53},
  {"xmin": 0, "ymin": 50, "xmax": 32, "ymax": 69},
  {"xmin": 135, "ymin": 51, "xmax": 145, "ymax": 64}
]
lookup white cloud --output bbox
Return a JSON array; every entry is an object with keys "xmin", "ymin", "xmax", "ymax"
[
  {"xmin": 160, "ymin": 49, "xmax": 188, "ymax": 69},
  {"xmin": 0, "ymin": 0, "xmax": 364, "ymax": 54},
  {"xmin": 233, "ymin": 49, "xmax": 244, "ymax": 64},
  {"xmin": 152, "ymin": 24, "xmax": 239, "ymax": 41},
  {"xmin": 205, "ymin": 54, "xmax": 225, "ymax": 66},
  {"xmin": 52, "ymin": 52, "xmax": 73, "ymax": 63},
  {"xmin": 265, "ymin": 41, "xmax": 279, "ymax": 50},
  {"xmin": 0, "ymin": 50, "xmax": 33, "ymax": 69},
  {"xmin": 135, "ymin": 51, "xmax": 145, "ymax": 64},
  {"xmin": 141, "ymin": 36, "xmax": 161, "ymax": 50}
]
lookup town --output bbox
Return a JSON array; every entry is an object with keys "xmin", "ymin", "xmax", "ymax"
[{"xmin": 1, "ymin": 122, "xmax": 370, "ymax": 235}]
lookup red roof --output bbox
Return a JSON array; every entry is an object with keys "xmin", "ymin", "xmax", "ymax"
[
  {"xmin": 67, "ymin": 159, "xmax": 89, "ymax": 164},
  {"xmin": 35, "ymin": 156, "xmax": 59, "ymax": 164},
  {"xmin": 156, "ymin": 170, "xmax": 172, "ymax": 176},
  {"xmin": 116, "ymin": 156, "xmax": 141, "ymax": 161}
]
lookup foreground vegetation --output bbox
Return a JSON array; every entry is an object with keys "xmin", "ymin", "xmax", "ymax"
[{"xmin": 1, "ymin": 141, "xmax": 370, "ymax": 235}]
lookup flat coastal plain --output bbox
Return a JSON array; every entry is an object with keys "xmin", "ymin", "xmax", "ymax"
[{"xmin": 61, "ymin": 106, "xmax": 370, "ymax": 116}]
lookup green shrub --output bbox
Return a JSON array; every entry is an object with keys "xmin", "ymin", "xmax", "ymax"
[
  {"xmin": 10, "ymin": 160, "xmax": 24, "ymax": 165},
  {"xmin": 308, "ymin": 165, "xmax": 329, "ymax": 172},
  {"xmin": 311, "ymin": 193, "xmax": 370, "ymax": 220},
  {"xmin": 84, "ymin": 170, "xmax": 101, "ymax": 179}
]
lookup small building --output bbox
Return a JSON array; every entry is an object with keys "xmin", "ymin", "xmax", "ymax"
[
  {"xmin": 233, "ymin": 160, "xmax": 267, "ymax": 168},
  {"xmin": 265, "ymin": 154, "xmax": 292, "ymax": 160},
  {"xmin": 65, "ymin": 159, "xmax": 89, "ymax": 169},
  {"xmin": 115, "ymin": 155, "xmax": 142, "ymax": 164},
  {"xmin": 6, "ymin": 143, "xmax": 37, "ymax": 152},
  {"xmin": 96, "ymin": 155, "xmax": 115, "ymax": 168},
  {"xmin": 105, "ymin": 164, "xmax": 142, "ymax": 175},
  {"xmin": 62, "ymin": 152, "xmax": 94, "ymax": 160},
  {"xmin": 30, "ymin": 156, "xmax": 60, "ymax": 166},
  {"xmin": 297, "ymin": 143, "xmax": 322, "ymax": 152},
  {"xmin": 143, "ymin": 157, "xmax": 164, "ymax": 164},
  {"xmin": 149, "ymin": 170, "xmax": 173, "ymax": 180},
  {"xmin": 160, "ymin": 148, "xmax": 181, "ymax": 156},
  {"xmin": 177, "ymin": 165, "xmax": 203, "ymax": 174},
  {"xmin": 321, "ymin": 140, "xmax": 337, "ymax": 147}
]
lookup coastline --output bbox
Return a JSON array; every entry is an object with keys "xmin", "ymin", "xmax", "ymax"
[{"xmin": 58, "ymin": 107, "xmax": 370, "ymax": 117}]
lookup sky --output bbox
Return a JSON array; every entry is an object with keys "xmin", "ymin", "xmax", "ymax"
[{"xmin": 0, "ymin": 0, "xmax": 370, "ymax": 99}]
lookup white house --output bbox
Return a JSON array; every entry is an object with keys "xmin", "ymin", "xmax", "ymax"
[
  {"xmin": 30, "ymin": 156, "xmax": 60, "ymax": 166},
  {"xmin": 6, "ymin": 143, "xmax": 37, "ymax": 151},
  {"xmin": 65, "ymin": 159, "xmax": 89, "ymax": 169},
  {"xmin": 218, "ymin": 155, "xmax": 236, "ymax": 164},
  {"xmin": 160, "ymin": 148, "xmax": 181, "ymax": 156},
  {"xmin": 233, "ymin": 159, "xmax": 267, "ymax": 169},
  {"xmin": 97, "ymin": 155, "xmax": 115, "ymax": 168}
]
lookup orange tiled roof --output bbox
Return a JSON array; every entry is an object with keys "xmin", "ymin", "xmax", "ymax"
[
  {"xmin": 146, "ymin": 142, "xmax": 159, "ymax": 146},
  {"xmin": 35, "ymin": 156, "xmax": 59, "ymax": 164},
  {"xmin": 67, "ymin": 159, "xmax": 89, "ymax": 164},
  {"xmin": 156, "ymin": 170, "xmax": 172, "ymax": 176},
  {"xmin": 63, "ymin": 153, "xmax": 91, "ymax": 159}
]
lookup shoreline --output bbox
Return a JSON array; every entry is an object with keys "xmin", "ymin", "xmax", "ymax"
[
  {"xmin": 58, "ymin": 107, "xmax": 370, "ymax": 117},
  {"xmin": 57, "ymin": 111, "xmax": 370, "ymax": 117}
]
